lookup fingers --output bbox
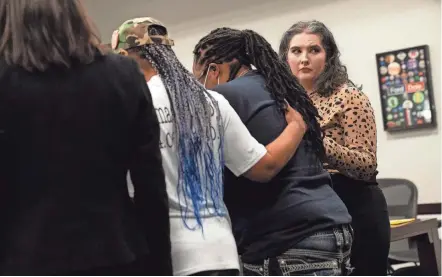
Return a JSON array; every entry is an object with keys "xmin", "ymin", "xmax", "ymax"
[
  {"xmin": 284, "ymin": 99, "xmax": 290, "ymax": 111},
  {"xmin": 284, "ymin": 100, "xmax": 295, "ymax": 114}
]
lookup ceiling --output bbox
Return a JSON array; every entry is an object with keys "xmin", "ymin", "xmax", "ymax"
[{"xmin": 83, "ymin": 0, "xmax": 341, "ymax": 39}]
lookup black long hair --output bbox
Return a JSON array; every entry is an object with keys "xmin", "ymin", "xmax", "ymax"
[{"xmin": 194, "ymin": 27, "xmax": 325, "ymax": 160}]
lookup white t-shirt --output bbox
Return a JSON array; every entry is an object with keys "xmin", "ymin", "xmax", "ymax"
[{"xmin": 131, "ymin": 75, "xmax": 267, "ymax": 275}]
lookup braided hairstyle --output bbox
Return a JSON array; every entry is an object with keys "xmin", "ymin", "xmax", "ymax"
[
  {"xmin": 193, "ymin": 27, "xmax": 325, "ymax": 160},
  {"xmin": 131, "ymin": 29, "xmax": 225, "ymax": 230}
]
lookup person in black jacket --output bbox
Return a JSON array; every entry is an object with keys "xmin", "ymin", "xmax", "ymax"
[{"xmin": 0, "ymin": 0, "xmax": 171, "ymax": 275}]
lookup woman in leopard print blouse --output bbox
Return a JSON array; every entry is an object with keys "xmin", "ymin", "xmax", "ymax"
[{"xmin": 279, "ymin": 20, "xmax": 390, "ymax": 276}]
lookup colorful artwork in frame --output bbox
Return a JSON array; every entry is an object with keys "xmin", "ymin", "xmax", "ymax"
[{"xmin": 375, "ymin": 45, "xmax": 437, "ymax": 132}]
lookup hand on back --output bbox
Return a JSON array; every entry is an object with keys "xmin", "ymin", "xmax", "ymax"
[{"xmin": 284, "ymin": 101, "xmax": 307, "ymax": 133}]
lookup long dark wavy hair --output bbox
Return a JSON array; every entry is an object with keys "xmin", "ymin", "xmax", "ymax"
[
  {"xmin": 194, "ymin": 27, "xmax": 325, "ymax": 161},
  {"xmin": 279, "ymin": 20, "xmax": 360, "ymax": 96}
]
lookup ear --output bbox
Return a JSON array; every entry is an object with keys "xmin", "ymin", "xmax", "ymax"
[{"xmin": 208, "ymin": 62, "xmax": 220, "ymax": 78}]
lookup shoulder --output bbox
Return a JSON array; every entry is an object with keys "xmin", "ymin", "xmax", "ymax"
[
  {"xmin": 101, "ymin": 53, "xmax": 138, "ymax": 70},
  {"xmin": 215, "ymin": 74, "xmax": 268, "ymax": 107},
  {"xmin": 146, "ymin": 76, "xmax": 168, "ymax": 102},
  {"xmin": 206, "ymin": 89, "xmax": 239, "ymax": 122},
  {"xmin": 214, "ymin": 73, "xmax": 263, "ymax": 95},
  {"xmin": 101, "ymin": 53, "xmax": 136, "ymax": 67},
  {"xmin": 97, "ymin": 54, "xmax": 148, "ymax": 97},
  {"xmin": 213, "ymin": 81, "xmax": 241, "ymax": 97},
  {"xmin": 206, "ymin": 89, "xmax": 230, "ymax": 107},
  {"xmin": 333, "ymin": 85, "xmax": 376, "ymax": 128},
  {"xmin": 334, "ymin": 84, "xmax": 371, "ymax": 104},
  {"xmin": 98, "ymin": 53, "xmax": 142, "ymax": 78},
  {"xmin": 211, "ymin": 82, "xmax": 244, "ymax": 111},
  {"xmin": 331, "ymin": 84, "xmax": 374, "ymax": 113}
]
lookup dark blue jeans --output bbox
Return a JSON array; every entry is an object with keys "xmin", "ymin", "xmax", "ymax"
[{"xmin": 241, "ymin": 225, "xmax": 353, "ymax": 276}]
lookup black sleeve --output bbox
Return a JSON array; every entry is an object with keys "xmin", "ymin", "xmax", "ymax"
[{"xmin": 127, "ymin": 63, "xmax": 172, "ymax": 275}]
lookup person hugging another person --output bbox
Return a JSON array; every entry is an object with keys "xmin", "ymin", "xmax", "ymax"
[
  {"xmin": 111, "ymin": 17, "xmax": 309, "ymax": 276},
  {"xmin": 192, "ymin": 27, "xmax": 353, "ymax": 276}
]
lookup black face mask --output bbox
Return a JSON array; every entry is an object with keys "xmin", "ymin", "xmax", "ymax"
[{"xmin": 227, "ymin": 62, "xmax": 242, "ymax": 82}]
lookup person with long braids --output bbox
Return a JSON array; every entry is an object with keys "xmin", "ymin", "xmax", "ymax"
[
  {"xmin": 111, "ymin": 18, "xmax": 308, "ymax": 276},
  {"xmin": 193, "ymin": 28, "xmax": 353, "ymax": 276},
  {"xmin": 279, "ymin": 20, "xmax": 390, "ymax": 276}
]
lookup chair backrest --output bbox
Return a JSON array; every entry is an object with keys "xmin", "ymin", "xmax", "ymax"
[
  {"xmin": 378, "ymin": 178, "xmax": 419, "ymax": 260},
  {"xmin": 378, "ymin": 178, "xmax": 418, "ymax": 219}
]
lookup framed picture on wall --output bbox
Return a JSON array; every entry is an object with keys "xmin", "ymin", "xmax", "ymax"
[{"xmin": 375, "ymin": 45, "xmax": 437, "ymax": 132}]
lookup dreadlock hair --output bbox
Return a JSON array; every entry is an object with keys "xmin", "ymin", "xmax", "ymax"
[
  {"xmin": 193, "ymin": 27, "xmax": 325, "ymax": 160},
  {"xmin": 130, "ymin": 33, "xmax": 225, "ymax": 230}
]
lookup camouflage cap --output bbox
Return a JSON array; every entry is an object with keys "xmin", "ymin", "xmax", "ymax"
[{"xmin": 111, "ymin": 17, "xmax": 174, "ymax": 54}]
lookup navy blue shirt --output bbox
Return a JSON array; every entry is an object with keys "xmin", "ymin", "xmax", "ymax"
[{"xmin": 214, "ymin": 71, "xmax": 351, "ymax": 263}]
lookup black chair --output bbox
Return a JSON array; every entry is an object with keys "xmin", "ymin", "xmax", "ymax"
[{"xmin": 378, "ymin": 178, "xmax": 419, "ymax": 275}]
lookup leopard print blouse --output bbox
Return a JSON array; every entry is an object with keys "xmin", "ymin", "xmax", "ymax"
[{"xmin": 310, "ymin": 85, "xmax": 378, "ymax": 181}]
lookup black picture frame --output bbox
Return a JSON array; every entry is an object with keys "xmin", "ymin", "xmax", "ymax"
[{"xmin": 375, "ymin": 45, "xmax": 437, "ymax": 132}]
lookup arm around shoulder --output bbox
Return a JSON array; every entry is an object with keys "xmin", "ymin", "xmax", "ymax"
[{"xmin": 217, "ymin": 92, "xmax": 306, "ymax": 182}]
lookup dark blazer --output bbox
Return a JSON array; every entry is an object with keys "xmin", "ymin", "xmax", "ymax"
[{"xmin": 0, "ymin": 53, "xmax": 171, "ymax": 275}]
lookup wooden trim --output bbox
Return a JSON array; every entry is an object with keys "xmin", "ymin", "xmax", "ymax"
[{"xmin": 418, "ymin": 203, "xmax": 441, "ymax": 215}]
